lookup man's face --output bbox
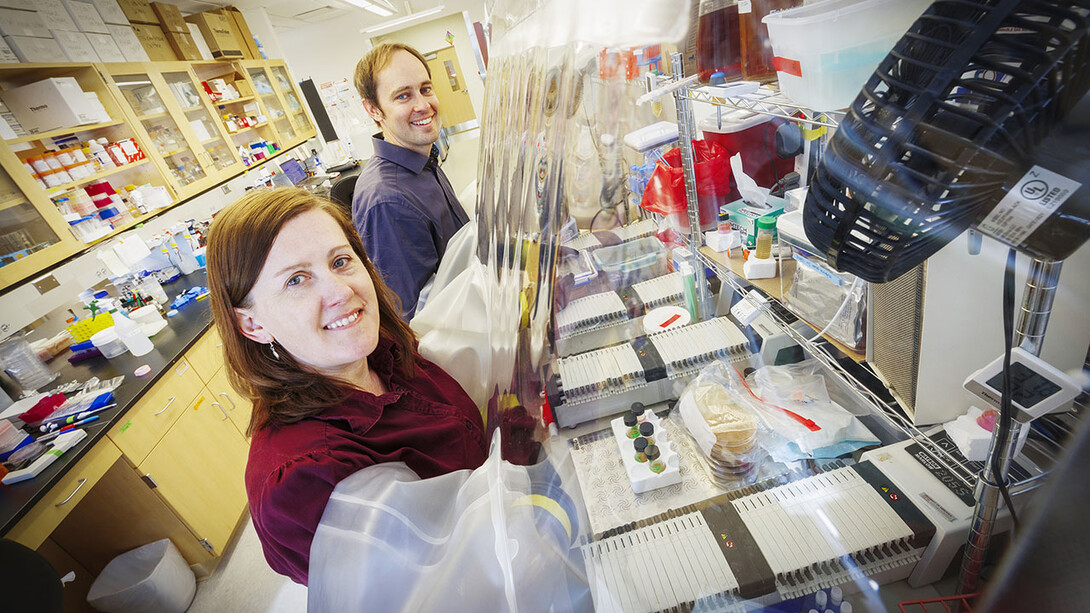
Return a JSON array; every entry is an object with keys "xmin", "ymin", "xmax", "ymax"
[{"xmin": 363, "ymin": 50, "xmax": 440, "ymax": 156}]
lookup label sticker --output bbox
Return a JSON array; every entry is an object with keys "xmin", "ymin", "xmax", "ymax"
[
  {"xmin": 120, "ymin": 420, "xmax": 132, "ymax": 434},
  {"xmin": 738, "ymin": 0, "xmax": 753, "ymax": 13},
  {"xmin": 979, "ymin": 166, "xmax": 1081, "ymax": 246}
]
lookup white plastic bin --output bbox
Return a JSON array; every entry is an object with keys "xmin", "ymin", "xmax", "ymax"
[
  {"xmin": 763, "ymin": 0, "xmax": 932, "ymax": 111},
  {"xmin": 591, "ymin": 236, "xmax": 668, "ymax": 289},
  {"xmin": 86, "ymin": 539, "xmax": 196, "ymax": 613}
]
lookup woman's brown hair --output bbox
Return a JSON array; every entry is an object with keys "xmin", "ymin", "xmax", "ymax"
[{"xmin": 206, "ymin": 187, "xmax": 417, "ymax": 436}]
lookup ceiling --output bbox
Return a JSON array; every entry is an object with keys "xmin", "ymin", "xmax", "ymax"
[{"xmin": 168, "ymin": 0, "xmax": 455, "ymax": 32}]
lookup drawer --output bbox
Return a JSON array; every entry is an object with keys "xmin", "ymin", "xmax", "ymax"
[
  {"xmin": 208, "ymin": 367, "xmax": 252, "ymax": 438},
  {"xmin": 6, "ymin": 438, "xmax": 122, "ymax": 550},
  {"xmin": 107, "ymin": 358, "xmax": 202, "ymax": 464},
  {"xmin": 186, "ymin": 327, "xmax": 223, "ymax": 384}
]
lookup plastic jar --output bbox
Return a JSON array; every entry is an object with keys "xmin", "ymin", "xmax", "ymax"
[
  {"xmin": 90, "ymin": 327, "xmax": 128, "ymax": 358},
  {"xmin": 754, "ymin": 215, "xmax": 777, "ymax": 259}
]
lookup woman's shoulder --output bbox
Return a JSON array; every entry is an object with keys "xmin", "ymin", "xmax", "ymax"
[{"xmin": 245, "ymin": 416, "xmax": 374, "ymax": 495}]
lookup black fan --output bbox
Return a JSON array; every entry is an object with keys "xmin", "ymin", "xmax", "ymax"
[{"xmin": 804, "ymin": 0, "xmax": 1090, "ymax": 283}]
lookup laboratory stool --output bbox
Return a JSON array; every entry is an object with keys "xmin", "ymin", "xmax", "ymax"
[{"xmin": 0, "ymin": 539, "xmax": 64, "ymax": 613}]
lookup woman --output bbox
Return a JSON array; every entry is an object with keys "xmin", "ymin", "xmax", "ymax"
[{"xmin": 206, "ymin": 187, "xmax": 488, "ymax": 586}]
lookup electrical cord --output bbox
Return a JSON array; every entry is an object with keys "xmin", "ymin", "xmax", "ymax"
[{"xmin": 992, "ymin": 248, "xmax": 1020, "ymax": 530}]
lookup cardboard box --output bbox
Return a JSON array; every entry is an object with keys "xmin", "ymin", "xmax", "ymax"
[
  {"xmin": 222, "ymin": 6, "xmax": 260, "ymax": 60},
  {"xmin": 130, "ymin": 23, "xmax": 175, "ymax": 60},
  {"xmin": 0, "ymin": 37, "xmax": 18, "ymax": 63},
  {"xmin": 0, "ymin": 8, "xmax": 50, "ymax": 38},
  {"xmin": 150, "ymin": 2, "xmax": 186, "ymax": 33},
  {"xmin": 0, "ymin": 77, "xmax": 98, "ymax": 134},
  {"xmin": 183, "ymin": 11, "xmax": 241, "ymax": 59},
  {"xmin": 106, "ymin": 23, "xmax": 148, "ymax": 61},
  {"xmin": 37, "ymin": 0, "xmax": 81, "ymax": 33},
  {"xmin": 84, "ymin": 31, "xmax": 124, "ymax": 62},
  {"xmin": 115, "ymin": 0, "xmax": 156, "ymax": 24},
  {"xmin": 185, "ymin": 22, "xmax": 213, "ymax": 60},
  {"xmin": 50, "ymin": 29, "xmax": 100, "ymax": 61},
  {"xmin": 3, "ymin": 35, "xmax": 67, "ymax": 62},
  {"xmin": 89, "ymin": 0, "xmax": 128, "ymax": 25},
  {"xmin": 164, "ymin": 29, "xmax": 199, "ymax": 60},
  {"xmin": 61, "ymin": 1, "xmax": 110, "ymax": 35}
]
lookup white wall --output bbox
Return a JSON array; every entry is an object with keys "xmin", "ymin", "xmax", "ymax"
[{"xmin": 277, "ymin": 11, "xmax": 486, "ymax": 130}]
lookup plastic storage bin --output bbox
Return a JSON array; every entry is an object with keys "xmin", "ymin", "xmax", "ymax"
[
  {"xmin": 591, "ymin": 236, "xmax": 668, "ymax": 289},
  {"xmin": 763, "ymin": 0, "xmax": 932, "ymax": 111},
  {"xmin": 86, "ymin": 539, "xmax": 196, "ymax": 613}
]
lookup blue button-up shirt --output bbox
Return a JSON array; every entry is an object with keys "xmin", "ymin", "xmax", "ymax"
[{"xmin": 351, "ymin": 136, "xmax": 469, "ymax": 320}]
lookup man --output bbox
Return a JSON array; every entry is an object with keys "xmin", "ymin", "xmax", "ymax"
[{"xmin": 351, "ymin": 43, "xmax": 469, "ymax": 320}]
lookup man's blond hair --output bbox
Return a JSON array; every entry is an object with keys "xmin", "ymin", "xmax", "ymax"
[{"xmin": 353, "ymin": 43, "xmax": 431, "ymax": 111}]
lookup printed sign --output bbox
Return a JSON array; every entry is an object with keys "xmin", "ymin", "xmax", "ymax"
[{"xmin": 979, "ymin": 165, "xmax": 1081, "ymax": 246}]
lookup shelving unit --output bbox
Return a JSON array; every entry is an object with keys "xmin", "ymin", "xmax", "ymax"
[{"xmin": 0, "ymin": 58, "xmax": 317, "ymax": 291}]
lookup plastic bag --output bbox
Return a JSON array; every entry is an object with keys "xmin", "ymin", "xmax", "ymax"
[
  {"xmin": 675, "ymin": 361, "xmax": 774, "ymax": 485},
  {"xmin": 308, "ymin": 432, "xmax": 590, "ymax": 612},
  {"xmin": 640, "ymin": 140, "xmax": 730, "ymax": 230},
  {"xmin": 745, "ymin": 361, "xmax": 879, "ymax": 458}
]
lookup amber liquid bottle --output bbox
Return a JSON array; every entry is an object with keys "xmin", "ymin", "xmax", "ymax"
[{"xmin": 696, "ymin": 0, "xmax": 743, "ymax": 82}]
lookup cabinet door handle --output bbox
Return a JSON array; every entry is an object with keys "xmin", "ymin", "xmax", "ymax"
[
  {"xmin": 55, "ymin": 478, "xmax": 87, "ymax": 507},
  {"xmin": 212, "ymin": 402, "xmax": 229, "ymax": 421},
  {"xmin": 155, "ymin": 396, "xmax": 176, "ymax": 415},
  {"xmin": 218, "ymin": 392, "xmax": 236, "ymax": 411}
]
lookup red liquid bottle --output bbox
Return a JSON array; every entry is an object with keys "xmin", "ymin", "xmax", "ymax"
[{"xmin": 696, "ymin": 0, "xmax": 743, "ymax": 82}]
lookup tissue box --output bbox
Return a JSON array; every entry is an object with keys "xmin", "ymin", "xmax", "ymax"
[{"xmin": 721, "ymin": 196, "xmax": 787, "ymax": 248}]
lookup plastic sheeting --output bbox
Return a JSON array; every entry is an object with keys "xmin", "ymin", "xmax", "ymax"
[{"xmin": 308, "ymin": 432, "xmax": 591, "ymax": 612}]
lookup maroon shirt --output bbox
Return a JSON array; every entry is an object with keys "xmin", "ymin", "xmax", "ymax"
[{"xmin": 244, "ymin": 338, "xmax": 488, "ymax": 585}]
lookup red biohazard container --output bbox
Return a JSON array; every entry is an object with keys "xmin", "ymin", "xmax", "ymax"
[{"xmin": 700, "ymin": 110, "xmax": 796, "ymax": 202}]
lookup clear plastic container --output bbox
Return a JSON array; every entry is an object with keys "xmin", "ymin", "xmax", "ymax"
[
  {"xmin": 111, "ymin": 311, "xmax": 154, "ymax": 357},
  {"xmin": 754, "ymin": 215, "xmax": 776, "ymax": 259},
  {"xmin": 591, "ymin": 236, "xmax": 668, "ymax": 289},
  {"xmin": 763, "ymin": 0, "xmax": 932, "ymax": 111},
  {"xmin": 91, "ymin": 327, "xmax": 128, "ymax": 359},
  {"xmin": 0, "ymin": 333, "xmax": 59, "ymax": 391}
]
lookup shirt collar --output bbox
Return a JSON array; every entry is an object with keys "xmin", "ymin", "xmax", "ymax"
[
  {"xmin": 309, "ymin": 335, "xmax": 404, "ymax": 428},
  {"xmin": 371, "ymin": 133, "xmax": 438, "ymax": 175}
]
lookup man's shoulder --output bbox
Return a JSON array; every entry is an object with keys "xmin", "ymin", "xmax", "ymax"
[{"xmin": 352, "ymin": 160, "xmax": 407, "ymax": 208}]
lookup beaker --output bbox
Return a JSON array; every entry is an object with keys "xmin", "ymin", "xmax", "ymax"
[{"xmin": 0, "ymin": 333, "xmax": 58, "ymax": 392}]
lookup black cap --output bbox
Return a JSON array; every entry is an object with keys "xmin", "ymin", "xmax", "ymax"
[
  {"xmin": 634, "ymin": 437, "xmax": 648, "ymax": 452},
  {"xmin": 639, "ymin": 422, "xmax": 654, "ymax": 436},
  {"xmin": 645, "ymin": 444, "xmax": 661, "ymax": 461},
  {"xmin": 630, "ymin": 402, "xmax": 645, "ymax": 416},
  {"xmin": 623, "ymin": 413, "xmax": 637, "ymax": 427}
]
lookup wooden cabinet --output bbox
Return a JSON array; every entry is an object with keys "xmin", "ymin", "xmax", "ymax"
[
  {"xmin": 186, "ymin": 326, "xmax": 223, "ymax": 383},
  {"xmin": 209, "ymin": 366, "xmax": 252, "ymax": 437},
  {"xmin": 0, "ymin": 60, "xmax": 316, "ymax": 293},
  {"xmin": 106, "ymin": 357, "xmax": 202, "ymax": 465},
  {"xmin": 5, "ymin": 438, "xmax": 122, "ymax": 550},
  {"xmin": 138, "ymin": 387, "xmax": 249, "ymax": 554}
]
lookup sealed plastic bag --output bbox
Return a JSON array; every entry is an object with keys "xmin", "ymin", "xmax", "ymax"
[
  {"xmin": 745, "ymin": 361, "xmax": 879, "ymax": 458},
  {"xmin": 640, "ymin": 140, "xmax": 730, "ymax": 230},
  {"xmin": 308, "ymin": 432, "xmax": 590, "ymax": 612},
  {"xmin": 675, "ymin": 361, "xmax": 775, "ymax": 485}
]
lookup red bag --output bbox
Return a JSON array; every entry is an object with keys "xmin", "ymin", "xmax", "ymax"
[{"xmin": 640, "ymin": 140, "xmax": 731, "ymax": 230}]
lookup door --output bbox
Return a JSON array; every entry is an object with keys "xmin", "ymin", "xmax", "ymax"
[{"xmin": 424, "ymin": 46, "xmax": 477, "ymax": 131}]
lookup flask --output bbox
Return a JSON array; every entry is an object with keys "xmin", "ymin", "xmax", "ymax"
[{"xmin": 111, "ymin": 310, "xmax": 154, "ymax": 357}]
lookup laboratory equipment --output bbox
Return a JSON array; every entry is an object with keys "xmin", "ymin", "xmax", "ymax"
[
  {"xmin": 611, "ymin": 410, "xmax": 681, "ymax": 492},
  {"xmin": 90, "ymin": 327, "xmax": 127, "ymax": 359},
  {"xmin": 545, "ymin": 316, "xmax": 749, "ymax": 427},
  {"xmin": 0, "ymin": 333, "xmax": 58, "ymax": 391},
  {"xmin": 581, "ymin": 461, "xmax": 935, "ymax": 607},
  {"xmin": 963, "ymin": 347, "xmax": 1082, "ymax": 421},
  {"xmin": 111, "ymin": 311, "xmax": 153, "ymax": 357},
  {"xmin": 696, "ymin": 0, "xmax": 743, "ymax": 81}
]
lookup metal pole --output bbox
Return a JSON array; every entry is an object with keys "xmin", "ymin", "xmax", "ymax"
[
  {"xmin": 1014, "ymin": 259, "xmax": 1062, "ymax": 356},
  {"xmin": 670, "ymin": 53, "xmax": 712, "ymax": 320},
  {"xmin": 958, "ymin": 258, "xmax": 1063, "ymax": 595}
]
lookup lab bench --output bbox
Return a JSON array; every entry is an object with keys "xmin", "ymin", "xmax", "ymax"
[{"xmin": 0, "ymin": 271, "xmax": 250, "ymax": 610}]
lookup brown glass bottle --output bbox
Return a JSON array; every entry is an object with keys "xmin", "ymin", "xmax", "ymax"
[{"xmin": 696, "ymin": 0, "xmax": 743, "ymax": 82}]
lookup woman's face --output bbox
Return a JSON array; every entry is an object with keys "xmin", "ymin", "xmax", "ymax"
[{"xmin": 234, "ymin": 209, "xmax": 381, "ymax": 380}]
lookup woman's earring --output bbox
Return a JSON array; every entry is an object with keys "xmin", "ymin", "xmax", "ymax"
[{"xmin": 268, "ymin": 340, "xmax": 280, "ymax": 360}]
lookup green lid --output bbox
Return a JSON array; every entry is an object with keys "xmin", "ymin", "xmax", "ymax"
[{"xmin": 756, "ymin": 215, "xmax": 778, "ymax": 230}]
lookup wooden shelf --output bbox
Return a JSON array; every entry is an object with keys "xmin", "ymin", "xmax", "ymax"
[
  {"xmin": 699, "ymin": 245, "xmax": 865, "ymax": 362},
  {"xmin": 159, "ymin": 148, "xmax": 193, "ymax": 158},
  {"xmin": 0, "ymin": 194, "xmax": 27, "ymax": 212},
  {"xmin": 46, "ymin": 159, "xmax": 152, "ymax": 195},
  {"xmin": 136, "ymin": 111, "xmax": 170, "ymax": 121},
  {"xmin": 199, "ymin": 137, "xmax": 224, "ymax": 145},
  {"xmin": 213, "ymin": 96, "xmax": 255, "ymax": 106},
  {"xmin": 228, "ymin": 122, "xmax": 268, "ymax": 136},
  {"xmin": 6, "ymin": 120, "xmax": 125, "ymax": 145},
  {"xmin": 181, "ymin": 105, "xmax": 205, "ymax": 113}
]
